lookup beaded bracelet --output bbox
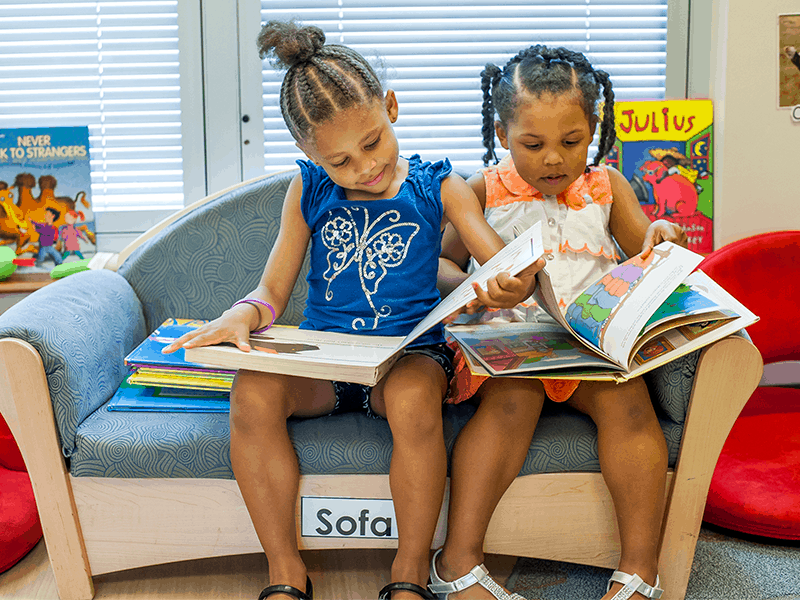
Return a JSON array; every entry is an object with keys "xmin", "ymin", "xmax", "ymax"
[{"xmin": 231, "ymin": 298, "xmax": 276, "ymax": 334}]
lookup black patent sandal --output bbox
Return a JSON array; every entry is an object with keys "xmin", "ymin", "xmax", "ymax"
[
  {"xmin": 258, "ymin": 576, "xmax": 313, "ymax": 600},
  {"xmin": 378, "ymin": 581, "xmax": 436, "ymax": 600}
]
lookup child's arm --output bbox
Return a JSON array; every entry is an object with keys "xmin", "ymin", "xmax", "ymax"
[
  {"xmin": 439, "ymin": 172, "xmax": 543, "ymax": 312},
  {"xmin": 607, "ymin": 166, "xmax": 687, "ymax": 258},
  {"xmin": 163, "ymin": 174, "xmax": 310, "ymax": 354}
]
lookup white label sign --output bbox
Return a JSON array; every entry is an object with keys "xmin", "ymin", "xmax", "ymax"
[{"xmin": 300, "ymin": 496, "xmax": 396, "ymax": 539}]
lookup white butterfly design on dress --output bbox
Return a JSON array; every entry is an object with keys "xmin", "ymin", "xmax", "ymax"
[{"xmin": 321, "ymin": 206, "xmax": 420, "ymax": 331}]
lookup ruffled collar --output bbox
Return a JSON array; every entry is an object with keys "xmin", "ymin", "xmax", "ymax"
[{"xmin": 495, "ymin": 154, "xmax": 603, "ymax": 210}]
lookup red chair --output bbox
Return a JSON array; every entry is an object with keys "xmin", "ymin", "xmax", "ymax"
[
  {"xmin": 700, "ymin": 230, "xmax": 800, "ymax": 539},
  {"xmin": 0, "ymin": 412, "xmax": 43, "ymax": 573}
]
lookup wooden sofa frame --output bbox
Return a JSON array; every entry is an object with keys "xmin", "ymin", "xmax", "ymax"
[{"xmin": 0, "ymin": 174, "xmax": 764, "ymax": 600}]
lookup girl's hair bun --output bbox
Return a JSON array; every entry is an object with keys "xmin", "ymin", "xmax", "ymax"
[{"xmin": 257, "ymin": 20, "xmax": 326, "ymax": 69}]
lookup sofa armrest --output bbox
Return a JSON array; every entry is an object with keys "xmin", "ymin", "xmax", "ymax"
[
  {"xmin": 645, "ymin": 330, "xmax": 755, "ymax": 425},
  {"xmin": 658, "ymin": 333, "xmax": 763, "ymax": 594},
  {"xmin": 0, "ymin": 269, "xmax": 146, "ymax": 457},
  {"xmin": 645, "ymin": 349, "xmax": 701, "ymax": 425}
]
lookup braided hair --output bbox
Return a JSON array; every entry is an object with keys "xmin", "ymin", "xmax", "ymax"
[
  {"xmin": 480, "ymin": 45, "xmax": 615, "ymax": 168},
  {"xmin": 257, "ymin": 21, "xmax": 384, "ymax": 143}
]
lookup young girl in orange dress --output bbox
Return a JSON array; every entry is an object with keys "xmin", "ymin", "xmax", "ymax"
[{"xmin": 432, "ymin": 45, "xmax": 687, "ymax": 600}]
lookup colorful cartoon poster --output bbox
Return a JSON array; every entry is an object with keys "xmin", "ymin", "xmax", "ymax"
[
  {"xmin": 602, "ymin": 100, "xmax": 713, "ymax": 254},
  {"xmin": 0, "ymin": 127, "xmax": 95, "ymax": 269}
]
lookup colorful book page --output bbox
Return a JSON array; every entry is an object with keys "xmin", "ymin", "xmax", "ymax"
[
  {"xmin": 639, "ymin": 278, "xmax": 737, "ymax": 336},
  {"xmin": 447, "ymin": 323, "xmax": 620, "ymax": 376}
]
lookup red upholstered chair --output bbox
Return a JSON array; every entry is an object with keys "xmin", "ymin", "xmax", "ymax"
[
  {"xmin": 0, "ymin": 412, "xmax": 43, "ymax": 573},
  {"xmin": 700, "ymin": 230, "xmax": 800, "ymax": 539}
]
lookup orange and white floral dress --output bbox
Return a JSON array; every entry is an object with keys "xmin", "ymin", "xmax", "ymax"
[{"xmin": 447, "ymin": 154, "xmax": 621, "ymax": 404}]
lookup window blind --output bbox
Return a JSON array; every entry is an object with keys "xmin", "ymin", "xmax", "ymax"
[
  {"xmin": 259, "ymin": 0, "xmax": 670, "ymax": 174},
  {"xmin": 0, "ymin": 1, "xmax": 184, "ymax": 211}
]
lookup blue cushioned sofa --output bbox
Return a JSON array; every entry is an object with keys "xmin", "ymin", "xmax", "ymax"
[{"xmin": 0, "ymin": 169, "xmax": 763, "ymax": 600}]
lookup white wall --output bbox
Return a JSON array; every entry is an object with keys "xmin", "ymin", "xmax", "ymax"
[{"xmin": 703, "ymin": 0, "xmax": 800, "ymax": 247}]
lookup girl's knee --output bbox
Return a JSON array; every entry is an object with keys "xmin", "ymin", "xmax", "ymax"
[
  {"xmin": 478, "ymin": 379, "xmax": 545, "ymax": 420},
  {"xmin": 381, "ymin": 360, "xmax": 446, "ymax": 438},
  {"xmin": 576, "ymin": 379, "xmax": 657, "ymax": 431},
  {"xmin": 230, "ymin": 370, "xmax": 292, "ymax": 430}
]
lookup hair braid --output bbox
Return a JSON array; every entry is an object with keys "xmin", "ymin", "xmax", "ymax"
[
  {"xmin": 311, "ymin": 56, "xmax": 360, "ymax": 103},
  {"xmin": 486, "ymin": 44, "xmax": 616, "ymax": 169},
  {"xmin": 258, "ymin": 20, "xmax": 385, "ymax": 142},
  {"xmin": 591, "ymin": 69, "xmax": 616, "ymax": 165},
  {"xmin": 480, "ymin": 64, "xmax": 502, "ymax": 166}
]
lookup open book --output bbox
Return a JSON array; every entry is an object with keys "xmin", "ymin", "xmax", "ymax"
[
  {"xmin": 446, "ymin": 242, "xmax": 758, "ymax": 382},
  {"xmin": 183, "ymin": 221, "xmax": 545, "ymax": 385}
]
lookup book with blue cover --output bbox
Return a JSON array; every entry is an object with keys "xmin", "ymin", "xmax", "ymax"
[
  {"xmin": 125, "ymin": 318, "xmax": 236, "ymax": 391},
  {"xmin": 0, "ymin": 126, "xmax": 96, "ymax": 264},
  {"xmin": 106, "ymin": 376, "xmax": 230, "ymax": 413}
]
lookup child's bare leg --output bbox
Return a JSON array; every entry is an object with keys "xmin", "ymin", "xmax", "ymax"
[
  {"xmin": 230, "ymin": 369, "xmax": 337, "ymax": 600},
  {"xmin": 567, "ymin": 378, "xmax": 668, "ymax": 599},
  {"xmin": 436, "ymin": 378, "xmax": 545, "ymax": 599},
  {"xmin": 370, "ymin": 355, "xmax": 449, "ymax": 600}
]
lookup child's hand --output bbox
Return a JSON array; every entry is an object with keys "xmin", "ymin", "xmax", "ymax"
[
  {"xmin": 475, "ymin": 259, "xmax": 545, "ymax": 307},
  {"xmin": 784, "ymin": 46, "xmax": 797, "ymax": 59},
  {"xmin": 640, "ymin": 219, "xmax": 688, "ymax": 258},
  {"xmin": 442, "ymin": 258, "xmax": 546, "ymax": 323},
  {"xmin": 161, "ymin": 310, "xmax": 254, "ymax": 354}
]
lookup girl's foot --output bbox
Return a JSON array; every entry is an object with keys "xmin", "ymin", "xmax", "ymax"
[
  {"xmin": 429, "ymin": 549, "xmax": 523, "ymax": 600},
  {"xmin": 262, "ymin": 560, "xmax": 311, "ymax": 600},
  {"xmin": 601, "ymin": 569, "xmax": 662, "ymax": 600},
  {"xmin": 259, "ymin": 576, "xmax": 313, "ymax": 600},
  {"xmin": 387, "ymin": 555, "xmax": 434, "ymax": 600}
]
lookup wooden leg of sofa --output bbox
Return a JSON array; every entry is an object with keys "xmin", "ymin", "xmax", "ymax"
[
  {"xmin": 657, "ymin": 337, "xmax": 762, "ymax": 600},
  {"xmin": 0, "ymin": 339, "xmax": 94, "ymax": 600}
]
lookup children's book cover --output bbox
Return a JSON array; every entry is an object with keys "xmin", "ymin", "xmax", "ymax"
[
  {"xmin": 0, "ymin": 127, "xmax": 96, "ymax": 269},
  {"xmin": 602, "ymin": 99, "xmax": 713, "ymax": 254},
  {"xmin": 126, "ymin": 318, "xmax": 236, "ymax": 372},
  {"xmin": 125, "ymin": 318, "xmax": 237, "ymax": 392}
]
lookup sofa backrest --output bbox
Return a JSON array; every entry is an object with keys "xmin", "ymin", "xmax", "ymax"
[{"xmin": 118, "ymin": 171, "xmax": 309, "ymax": 334}]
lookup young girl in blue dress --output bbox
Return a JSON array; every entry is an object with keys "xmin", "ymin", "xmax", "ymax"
[
  {"xmin": 433, "ymin": 46, "xmax": 687, "ymax": 600},
  {"xmin": 164, "ymin": 21, "xmax": 539, "ymax": 600}
]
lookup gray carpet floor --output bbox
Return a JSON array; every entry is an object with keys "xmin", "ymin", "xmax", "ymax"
[{"xmin": 506, "ymin": 527, "xmax": 800, "ymax": 599}]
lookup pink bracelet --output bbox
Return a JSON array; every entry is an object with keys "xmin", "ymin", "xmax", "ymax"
[{"xmin": 231, "ymin": 298, "xmax": 276, "ymax": 334}]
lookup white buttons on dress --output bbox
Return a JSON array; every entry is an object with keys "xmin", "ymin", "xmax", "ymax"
[
  {"xmin": 547, "ymin": 218, "xmax": 556, "ymax": 227},
  {"xmin": 546, "ymin": 253, "xmax": 555, "ymax": 260}
]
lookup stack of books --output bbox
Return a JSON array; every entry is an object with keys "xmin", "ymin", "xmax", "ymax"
[{"xmin": 107, "ymin": 318, "xmax": 235, "ymax": 413}]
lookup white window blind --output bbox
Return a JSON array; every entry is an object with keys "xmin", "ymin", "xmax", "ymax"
[
  {"xmin": 259, "ymin": 0, "xmax": 670, "ymax": 174},
  {"xmin": 0, "ymin": 1, "xmax": 185, "ymax": 212}
]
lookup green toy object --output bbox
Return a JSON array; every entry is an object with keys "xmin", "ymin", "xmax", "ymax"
[
  {"xmin": 50, "ymin": 258, "xmax": 91, "ymax": 279},
  {"xmin": 0, "ymin": 247, "xmax": 17, "ymax": 281}
]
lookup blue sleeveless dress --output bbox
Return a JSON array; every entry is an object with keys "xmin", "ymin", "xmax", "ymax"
[{"xmin": 298, "ymin": 154, "xmax": 451, "ymax": 348}]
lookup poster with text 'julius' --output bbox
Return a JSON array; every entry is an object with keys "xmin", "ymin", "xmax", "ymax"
[
  {"xmin": 0, "ymin": 127, "xmax": 95, "ymax": 267},
  {"xmin": 602, "ymin": 99, "xmax": 713, "ymax": 254}
]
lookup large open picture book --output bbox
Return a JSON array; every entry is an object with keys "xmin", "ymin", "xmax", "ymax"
[
  {"xmin": 183, "ymin": 221, "xmax": 545, "ymax": 386},
  {"xmin": 184, "ymin": 221, "xmax": 757, "ymax": 385},
  {"xmin": 448, "ymin": 242, "xmax": 758, "ymax": 382}
]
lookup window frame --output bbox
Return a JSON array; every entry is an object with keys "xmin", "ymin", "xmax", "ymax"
[
  {"xmin": 94, "ymin": 0, "xmax": 207, "ymax": 251},
  {"xmin": 103, "ymin": 0, "xmax": 694, "ymax": 250}
]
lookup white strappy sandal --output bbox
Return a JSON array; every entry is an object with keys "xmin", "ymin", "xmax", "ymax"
[
  {"xmin": 606, "ymin": 570, "xmax": 664, "ymax": 600},
  {"xmin": 427, "ymin": 548, "xmax": 526, "ymax": 600}
]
